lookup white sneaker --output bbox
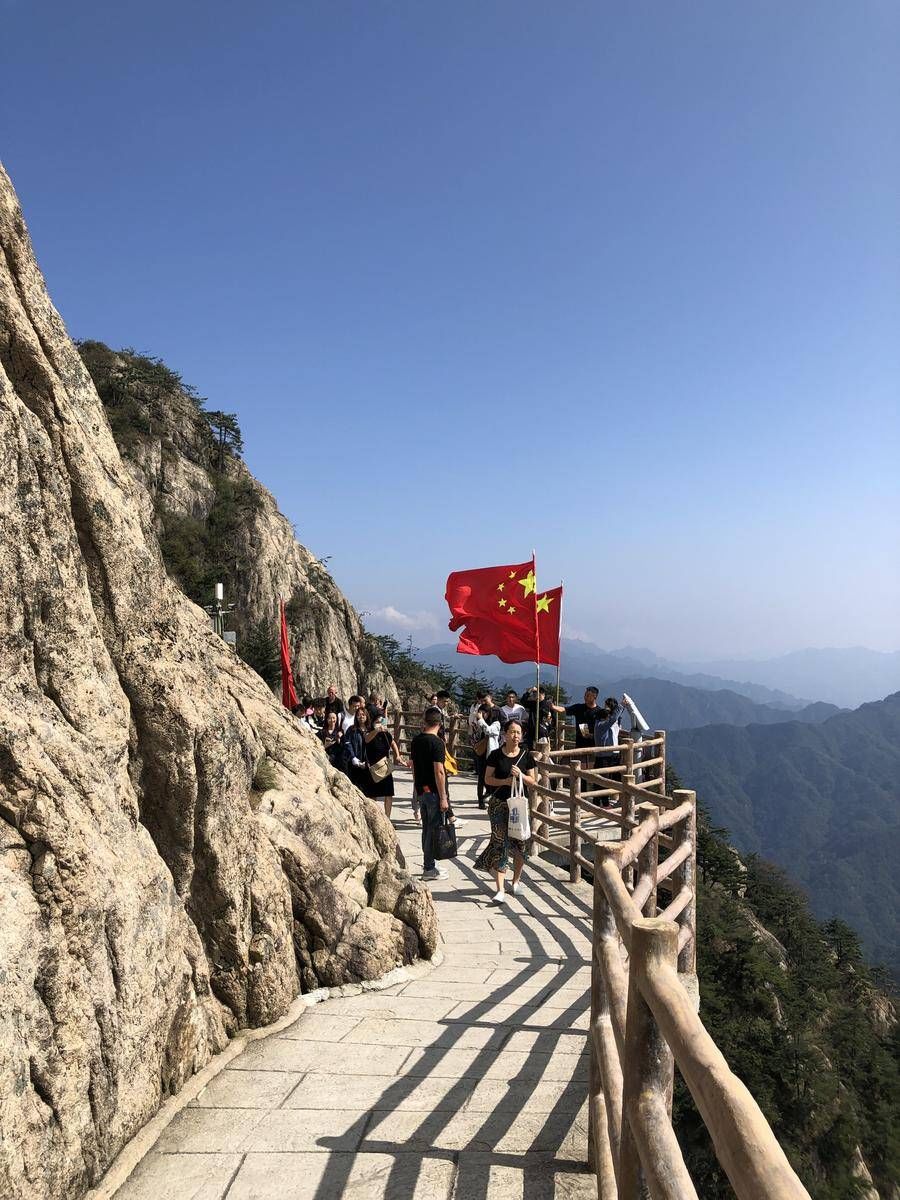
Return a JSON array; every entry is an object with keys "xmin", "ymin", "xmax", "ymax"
[
  {"xmin": 491, "ymin": 892, "xmax": 506, "ymax": 904},
  {"xmin": 422, "ymin": 867, "xmax": 448, "ymax": 881},
  {"xmin": 509, "ymin": 882, "xmax": 519, "ymax": 896}
]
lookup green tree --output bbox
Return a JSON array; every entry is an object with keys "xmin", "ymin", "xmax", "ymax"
[
  {"xmin": 239, "ymin": 618, "xmax": 281, "ymax": 690},
  {"xmin": 203, "ymin": 410, "xmax": 244, "ymax": 469}
]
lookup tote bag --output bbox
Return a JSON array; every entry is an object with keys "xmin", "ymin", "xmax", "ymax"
[
  {"xmin": 432, "ymin": 811, "xmax": 458, "ymax": 860},
  {"xmin": 507, "ymin": 769, "xmax": 531, "ymax": 842}
]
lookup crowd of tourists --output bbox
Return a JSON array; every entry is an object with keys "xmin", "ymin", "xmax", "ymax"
[{"xmin": 295, "ymin": 681, "xmax": 645, "ymax": 900}]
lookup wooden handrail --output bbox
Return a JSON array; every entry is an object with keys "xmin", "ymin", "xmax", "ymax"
[{"xmin": 639, "ymin": 948, "xmax": 811, "ymax": 1200}]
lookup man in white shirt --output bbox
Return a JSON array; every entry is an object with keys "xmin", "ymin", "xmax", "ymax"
[
  {"xmin": 499, "ymin": 690, "xmax": 528, "ymax": 730},
  {"xmin": 340, "ymin": 695, "xmax": 363, "ymax": 735}
]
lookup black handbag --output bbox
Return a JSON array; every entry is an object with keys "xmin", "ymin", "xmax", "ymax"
[{"xmin": 432, "ymin": 811, "xmax": 458, "ymax": 861}]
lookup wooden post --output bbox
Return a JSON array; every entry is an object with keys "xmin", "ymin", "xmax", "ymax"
[
  {"xmin": 620, "ymin": 767, "xmax": 636, "ymax": 889},
  {"xmin": 622, "ymin": 737, "xmax": 635, "ymax": 781},
  {"xmin": 393, "ymin": 709, "xmax": 402, "ymax": 753},
  {"xmin": 536, "ymin": 740, "xmax": 550, "ymax": 840},
  {"xmin": 619, "ymin": 919, "xmax": 693, "ymax": 1199},
  {"xmin": 447, "ymin": 713, "xmax": 458, "ymax": 757},
  {"xmin": 671, "ymin": 789, "xmax": 697, "ymax": 974},
  {"xmin": 568, "ymin": 760, "xmax": 581, "ymax": 883},
  {"xmin": 590, "ymin": 858, "xmax": 621, "ymax": 1197},
  {"xmin": 656, "ymin": 730, "xmax": 667, "ymax": 795},
  {"xmin": 636, "ymin": 801, "xmax": 660, "ymax": 917}
]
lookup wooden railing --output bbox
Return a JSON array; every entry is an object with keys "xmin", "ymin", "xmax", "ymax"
[
  {"xmin": 532, "ymin": 751, "xmax": 811, "ymax": 1199},
  {"xmin": 393, "ymin": 710, "xmax": 811, "ymax": 1199}
]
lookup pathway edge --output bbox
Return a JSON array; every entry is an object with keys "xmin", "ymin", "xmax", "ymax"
[{"xmin": 85, "ymin": 948, "xmax": 445, "ymax": 1200}]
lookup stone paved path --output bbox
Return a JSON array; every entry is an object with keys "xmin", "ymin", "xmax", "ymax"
[{"xmin": 116, "ymin": 772, "xmax": 597, "ymax": 1199}]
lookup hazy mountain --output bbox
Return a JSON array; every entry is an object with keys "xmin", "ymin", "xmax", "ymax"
[
  {"xmin": 417, "ymin": 639, "xmax": 900, "ymax": 709},
  {"xmin": 452, "ymin": 666, "xmax": 841, "ymax": 731},
  {"xmin": 415, "ymin": 639, "xmax": 810, "ymax": 709},
  {"xmin": 668, "ymin": 693, "xmax": 900, "ymax": 975},
  {"xmin": 588, "ymin": 677, "xmax": 840, "ymax": 731},
  {"xmin": 675, "ymin": 647, "xmax": 900, "ymax": 709}
]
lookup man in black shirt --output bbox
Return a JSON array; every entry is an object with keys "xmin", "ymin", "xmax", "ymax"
[
  {"xmin": 410, "ymin": 706, "xmax": 450, "ymax": 881},
  {"xmin": 520, "ymin": 685, "xmax": 565, "ymax": 748},
  {"xmin": 565, "ymin": 686, "xmax": 604, "ymax": 747},
  {"xmin": 324, "ymin": 686, "xmax": 345, "ymax": 720},
  {"xmin": 565, "ymin": 686, "xmax": 603, "ymax": 791}
]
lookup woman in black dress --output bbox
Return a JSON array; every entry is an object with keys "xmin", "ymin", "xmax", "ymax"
[
  {"xmin": 365, "ymin": 715, "xmax": 406, "ymax": 819},
  {"xmin": 474, "ymin": 720, "xmax": 537, "ymax": 904},
  {"xmin": 318, "ymin": 711, "xmax": 343, "ymax": 768},
  {"xmin": 343, "ymin": 708, "xmax": 378, "ymax": 798}
]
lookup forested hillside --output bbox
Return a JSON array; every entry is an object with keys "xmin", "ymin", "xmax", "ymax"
[
  {"xmin": 572, "ymin": 675, "xmax": 839, "ymax": 731},
  {"xmin": 668, "ymin": 694, "xmax": 900, "ymax": 976},
  {"xmin": 675, "ymin": 788, "xmax": 899, "ymax": 1199}
]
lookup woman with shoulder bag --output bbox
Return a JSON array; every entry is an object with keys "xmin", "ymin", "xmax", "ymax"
[
  {"xmin": 474, "ymin": 719, "xmax": 536, "ymax": 904},
  {"xmin": 472, "ymin": 701, "xmax": 501, "ymax": 809},
  {"xmin": 343, "ymin": 708, "xmax": 378, "ymax": 799},
  {"xmin": 365, "ymin": 715, "xmax": 407, "ymax": 820}
]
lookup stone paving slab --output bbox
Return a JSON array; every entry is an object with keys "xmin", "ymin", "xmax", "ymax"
[
  {"xmin": 228, "ymin": 1152, "xmax": 458, "ymax": 1200},
  {"xmin": 114, "ymin": 1153, "xmax": 242, "ymax": 1200},
  {"xmin": 113, "ymin": 772, "xmax": 595, "ymax": 1199}
]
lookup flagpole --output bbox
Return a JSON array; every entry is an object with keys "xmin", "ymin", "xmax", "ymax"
[
  {"xmin": 555, "ymin": 580, "xmax": 563, "ymax": 707},
  {"xmin": 532, "ymin": 551, "xmax": 541, "ymax": 744}
]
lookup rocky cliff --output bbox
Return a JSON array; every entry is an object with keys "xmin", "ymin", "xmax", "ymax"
[
  {"xmin": 0, "ymin": 165, "xmax": 435, "ymax": 1200},
  {"xmin": 75, "ymin": 339, "xmax": 398, "ymax": 706}
]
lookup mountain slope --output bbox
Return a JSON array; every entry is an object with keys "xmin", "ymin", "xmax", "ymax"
[
  {"xmin": 677, "ymin": 647, "xmax": 900, "ymax": 709},
  {"xmin": 675, "ymin": 800, "xmax": 900, "ymax": 1200},
  {"xmin": 77, "ymin": 339, "xmax": 397, "ymax": 704},
  {"xmin": 668, "ymin": 694, "xmax": 900, "ymax": 974},
  {"xmin": 600, "ymin": 677, "xmax": 842, "ymax": 730}
]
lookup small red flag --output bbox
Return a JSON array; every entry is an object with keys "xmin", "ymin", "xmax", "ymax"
[
  {"xmin": 445, "ymin": 558, "xmax": 545, "ymax": 665},
  {"xmin": 535, "ymin": 585, "xmax": 562, "ymax": 667},
  {"xmin": 280, "ymin": 599, "xmax": 298, "ymax": 710}
]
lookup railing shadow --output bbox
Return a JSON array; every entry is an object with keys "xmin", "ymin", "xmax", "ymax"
[{"xmin": 311, "ymin": 828, "xmax": 594, "ymax": 1199}]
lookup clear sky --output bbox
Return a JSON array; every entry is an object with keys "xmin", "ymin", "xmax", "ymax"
[{"xmin": 4, "ymin": 1, "xmax": 898, "ymax": 659}]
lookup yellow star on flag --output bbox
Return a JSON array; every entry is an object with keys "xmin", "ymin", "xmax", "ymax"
[
  {"xmin": 508, "ymin": 570, "xmax": 516, "ymax": 579},
  {"xmin": 497, "ymin": 582, "xmax": 505, "ymax": 591},
  {"xmin": 517, "ymin": 569, "xmax": 536, "ymax": 598},
  {"xmin": 508, "ymin": 605, "xmax": 517, "ymax": 615},
  {"xmin": 498, "ymin": 597, "xmax": 507, "ymax": 608},
  {"xmin": 536, "ymin": 594, "xmax": 553, "ymax": 614}
]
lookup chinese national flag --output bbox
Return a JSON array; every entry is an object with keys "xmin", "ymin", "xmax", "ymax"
[
  {"xmin": 445, "ymin": 558, "xmax": 560, "ymax": 666},
  {"xmin": 280, "ymin": 599, "xmax": 298, "ymax": 710},
  {"xmin": 535, "ymin": 585, "xmax": 562, "ymax": 667}
]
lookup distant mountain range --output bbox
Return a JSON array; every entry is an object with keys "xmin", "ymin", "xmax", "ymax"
[
  {"xmin": 451, "ymin": 666, "xmax": 841, "ymax": 732},
  {"xmin": 578, "ymin": 677, "xmax": 840, "ymax": 731},
  {"xmin": 668, "ymin": 693, "xmax": 900, "ymax": 975},
  {"xmin": 671, "ymin": 647, "xmax": 900, "ymax": 710},
  {"xmin": 415, "ymin": 639, "xmax": 900, "ymax": 710}
]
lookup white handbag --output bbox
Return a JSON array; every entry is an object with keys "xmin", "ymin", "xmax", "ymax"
[{"xmin": 507, "ymin": 767, "xmax": 531, "ymax": 842}]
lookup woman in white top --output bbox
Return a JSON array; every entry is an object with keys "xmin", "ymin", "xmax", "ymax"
[{"xmin": 472, "ymin": 702, "xmax": 501, "ymax": 809}]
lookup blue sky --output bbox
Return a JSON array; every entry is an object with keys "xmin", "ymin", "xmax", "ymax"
[{"xmin": 4, "ymin": 1, "xmax": 898, "ymax": 658}]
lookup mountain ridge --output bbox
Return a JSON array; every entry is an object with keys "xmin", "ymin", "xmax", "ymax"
[
  {"xmin": 668, "ymin": 692, "xmax": 900, "ymax": 976},
  {"xmin": 414, "ymin": 636, "xmax": 900, "ymax": 710}
]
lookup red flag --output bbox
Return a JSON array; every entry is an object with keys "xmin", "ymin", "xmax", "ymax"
[
  {"xmin": 535, "ymin": 585, "xmax": 562, "ymax": 667},
  {"xmin": 445, "ymin": 558, "xmax": 544, "ymax": 665},
  {"xmin": 280, "ymin": 599, "xmax": 298, "ymax": 710}
]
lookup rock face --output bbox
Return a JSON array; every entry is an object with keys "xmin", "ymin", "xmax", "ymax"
[
  {"xmin": 76, "ymin": 338, "xmax": 398, "ymax": 705},
  {"xmin": 0, "ymin": 165, "xmax": 435, "ymax": 1200}
]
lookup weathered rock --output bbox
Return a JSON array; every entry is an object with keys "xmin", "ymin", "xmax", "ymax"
[
  {"xmin": 76, "ymin": 339, "xmax": 398, "ymax": 704},
  {"xmin": 0, "ymin": 163, "xmax": 434, "ymax": 1200}
]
